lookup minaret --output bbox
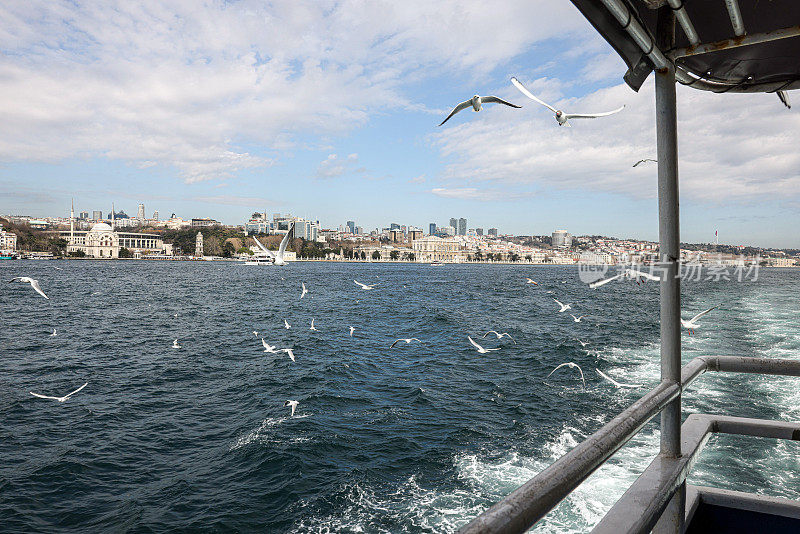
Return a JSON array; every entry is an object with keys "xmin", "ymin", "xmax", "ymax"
[
  {"xmin": 111, "ymin": 202, "xmax": 115, "ymax": 229},
  {"xmin": 70, "ymin": 199, "xmax": 75, "ymax": 242}
]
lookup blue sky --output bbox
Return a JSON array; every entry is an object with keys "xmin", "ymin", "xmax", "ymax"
[{"xmin": 1, "ymin": 1, "xmax": 798, "ymax": 247}]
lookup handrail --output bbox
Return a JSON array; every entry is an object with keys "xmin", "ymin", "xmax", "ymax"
[{"xmin": 458, "ymin": 356, "xmax": 800, "ymax": 534}]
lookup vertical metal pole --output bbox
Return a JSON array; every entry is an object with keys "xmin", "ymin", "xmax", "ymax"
[{"xmin": 653, "ymin": 7, "xmax": 684, "ymax": 534}]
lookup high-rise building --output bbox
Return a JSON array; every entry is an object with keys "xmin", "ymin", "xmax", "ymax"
[
  {"xmin": 294, "ymin": 219, "xmax": 319, "ymax": 241},
  {"xmin": 92, "ymin": 210, "xmax": 103, "ymax": 221},
  {"xmin": 390, "ymin": 222, "xmax": 400, "ymax": 231},
  {"xmin": 152, "ymin": 211, "xmax": 159, "ymax": 221},
  {"xmin": 429, "ymin": 223, "xmax": 436, "ymax": 235},
  {"xmin": 347, "ymin": 220, "xmax": 356, "ymax": 233},
  {"xmin": 136, "ymin": 204, "xmax": 145, "ymax": 220},
  {"xmin": 79, "ymin": 211, "xmax": 89, "ymax": 220},
  {"xmin": 458, "ymin": 217, "xmax": 467, "ymax": 236},
  {"xmin": 476, "ymin": 228, "xmax": 484, "ymax": 236},
  {"xmin": 408, "ymin": 228, "xmax": 423, "ymax": 241},
  {"xmin": 552, "ymin": 230, "xmax": 573, "ymax": 248},
  {"xmin": 449, "ymin": 218, "xmax": 457, "ymax": 232},
  {"xmin": 488, "ymin": 228, "xmax": 498, "ymax": 237}
]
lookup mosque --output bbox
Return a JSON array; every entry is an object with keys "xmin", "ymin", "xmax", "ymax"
[{"xmin": 60, "ymin": 203, "xmax": 171, "ymax": 258}]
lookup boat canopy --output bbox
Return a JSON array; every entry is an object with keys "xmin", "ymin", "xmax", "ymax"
[{"xmin": 570, "ymin": 0, "xmax": 800, "ymax": 94}]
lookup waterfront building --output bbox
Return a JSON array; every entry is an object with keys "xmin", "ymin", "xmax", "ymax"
[
  {"xmin": 191, "ymin": 218, "xmax": 221, "ymax": 228},
  {"xmin": 195, "ymin": 232, "xmax": 203, "ymax": 257},
  {"xmin": 412, "ymin": 235, "xmax": 464, "ymax": 263},
  {"xmin": 294, "ymin": 219, "xmax": 319, "ymax": 241},
  {"xmin": 0, "ymin": 224, "xmax": 17, "ymax": 251},
  {"xmin": 458, "ymin": 217, "xmax": 467, "ymax": 236}
]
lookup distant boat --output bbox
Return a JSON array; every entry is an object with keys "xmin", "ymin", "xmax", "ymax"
[
  {"xmin": 0, "ymin": 251, "xmax": 18, "ymax": 260},
  {"xmin": 430, "ymin": 261, "xmax": 446, "ymax": 266},
  {"xmin": 244, "ymin": 255, "xmax": 273, "ymax": 265}
]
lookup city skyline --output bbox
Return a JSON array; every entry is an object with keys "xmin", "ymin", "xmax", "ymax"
[{"xmin": 1, "ymin": 2, "xmax": 799, "ymax": 248}]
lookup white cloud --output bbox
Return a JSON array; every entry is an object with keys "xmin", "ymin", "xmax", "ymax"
[
  {"xmin": 316, "ymin": 153, "xmax": 363, "ymax": 179},
  {"xmin": 430, "ymin": 187, "xmax": 531, "ymax": 201},
  {"xmin": 434, "ymin": 77, "xmax": 800, "ymax": 202},
  {"xmin": 0, "ymin": 1, "xmax": 585, "ymax": 182}
]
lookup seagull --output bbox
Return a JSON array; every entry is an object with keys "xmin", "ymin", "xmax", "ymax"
[
  {"xmin": 172, "ymin": 339, "xmax": 181, "ymax": 349},
  {"xmin": 49, "ymin": 329, "xmax": 57, "ymax": 337},
  {"xmin": 438, "ymin": 95, "xmax": 521, "ymax": 126},
  {"xmin": 525, "ymin": 278, "xmax": 538, "ymax": 285},
  {"xmin": 284, "ymin": 319, "xmax": 291, "ymax": 329},
  {"xmin": 596, "ymin": 368, "xmax": 642, "ymax": 389},
  {"xmin": 282, "ymin": 348, "xmax": 296, "ymax": 362},
  {"xmin": 570, "ymin": 315, "xmax": 587, "ymax": 323},
  {"xmin": 483, "ymin": 331, "xmax": 516, "ymax": 344},
  {"xmin": 354, "ymin": 280, "xmax": 379, "ymax": 290},
  {"xmin": 349, "ymin": 326, "xmax": 355, "ymax": 337},
  {"xmin": 511, "ymin": 77, "xmax": 624, "ymax": 127},
  {"xmin": 54, "ymin": 266, "xmax": 63, "ymax": 270},
  {"xmin": 681, "ymin": 305, "xmax": 718, "ymax": 335},
  {"xmin": 553, "ymin": 298, "xmax": 572, "ymax": 312},
  {"xmin": 310, "ymin": 318, "xmax": 317, "ymax": 331},
  {"xmin": 547, "ymin": 362, "xmax": 586, "ymax": 388},
  {"xmin": 8, "ymin": 277, "xmax": 49, "ymax": 299},
  {"xmin": 576, "ymin": 338, "xmax": 589, "ymax": 348},
  {"xmin": 588, "ymin": 268, "xmax": 660, "ymax": 289},
  {"xmin": 633, "ymin": 158, "xmax": 657, "ymax": 167},
  {"xmin": 468, "ymin": 336, "xmax": 500, "ymax": 354},
  {"xmin": 253, "ymin": 331, "xmax": 259, "ymax": 337},
  {"xmin": 390, "ymin": 338, "xmax": 422, "ymax": 348},
  {"xmin": 261, "ymin": 338, "xmax": 278, "ymax": 353},
  {"xmin": 30, "ymin": 382, "xmax": 87, "ymax": 402},
  {"xmin": 250, "ymin": 222, "xmax": 295, "ymax": 266},
  {"xmin": 300, "ymin": 282, "xmax": 308, "ymax": 299},
  {"xmin": 284, "ymin": 400, "xmax": 299, "ymax": 417}
]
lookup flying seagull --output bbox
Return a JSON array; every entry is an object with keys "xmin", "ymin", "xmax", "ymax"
[
  {"xmin": 525, "ymin": 278, "xmax": 538, "ymax": 285},
  {"xmin": 30, "ymin": 382, "xmax": 87, "ymax": 402},
  {"xmin": 310, "ymin": 318, "xmax": 317, "ymax": 331},
  {"xmin": 261, "ymin": 338, "xmax": 278, "ymax": 353},
  {"xmin": 172, "ymin": 339, "xmax": 181, "ymax": 349},
  {"xmin": 8, "ymin": 277, "xmax": 49, "ymax": 299},
  {"xmin": 284, "ymin": 319, "xmax": 291, "ymax": 329},
  {"xmin": 588, "ymin": 268, "xmax": 660, "ymax": 289},
  {"xmin": 349, "ymin": 326, "xmax": 355, "ymax": 337},
  {"xmin": 633, "ymin": 158, "xmax": 657, "ymax": 167},
  {"xmin": 570, "ymin": 315, "xmax": 587, "ymax": 323},
  {"xmin": 511, "ymin": 77, "xmax": 624, "ymax": 127},
  {"xmin": 547, "ymin": 362, "xmax": 586, "ymax": 388},
  {"xmin": 438, "ymin": 95, "xmax": 521, "ymax": 126},
  {"xmin": 49, "ymin": 329, "xmax": 57, "ymax": 337},
  {"xmin": 284, "ymin": 400, "xmax": 299, "ymax": 417},
  {"xmin": 681, "ymin": 305, "xmax": 718, "ymax": 335},
  {"xmin": 354, "ymin": 280, "xmax": 379, "ymax": 290},
  {"xmin": 281, "ymin": 348, "xmax": 296, "ymax": 362},
  {"xmin": 596, "ymin": 368, "xmax": 642, "ymax": 389},
  {"xmin": 390, "ymin": 338, "xmax": 422, "ymax": 348},
  {"xmin": 576, "ymin": 338, "xmax": 589, "ymax": 348},
  {"xmin": 253, "ymin": 331, "xmax": 259, "ymax": 337},
  {"xmin": 300, "ymin": 283, "xmax": 308, "ymax": 299},
  {"xmin": 251, "ymin": 222, "xmax": 295, "ymax": 266},
  {"xmin": 553, "ymin": 298, "xmax": 572, "ymax": 312},
  {"xmin": 468, "ymin": 336, "xmax": 500, "ymax": 354},
  {"xmin": 483, "ymin": 331, "xmax": 516, "ymax": 344}
]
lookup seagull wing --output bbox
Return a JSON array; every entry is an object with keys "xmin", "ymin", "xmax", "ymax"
[
  {"xmin": 390, "ymin": 340, "xmax": 400, "ymax": 348},
  {"xmin": 251, "ymin": 236, "xmax": 274, "ymax": 258},
  {"xmin": 627, "ymin": 269, "xmax": 660, "ymax": 281},
  {"xmin": 468, "ymin": 336, "xmax": 483, "ymax": 351},
  {"xmin": 588, "ymin": 272, "xmax": 624, "ymax": 289},
  {"xmin": 690, "ymin": 305, "xmax": 718, "ymax": 323},
  {"xmin": 480, "ymin": 96, "xmax": 521, "ymax": 108},
  {"xmin": 777, "ymin": 90, "xmax": 791, "ymax": 109},
  {"xmin": 510, "ymin": 77, "xmax": 558, "ymax": 113},
  {"xmin": 354, "ymin": 279, "xmax": 367, "ymax": 289},
  {"xmin": 438, "ymin": 100, "xmax": 473, "ymax": 126},
  {"xmin": 30, "ymin": 391, "xmax": 61, "ymax": 400},
  {"xmin": 409, "ymin": 338, "xmax": 421, "ymax": 343},
  {"xmin": 483, "ymin": 330, "xmax": 499, "ymax": 339},
  {"xmin": 63, "ymin": 382, "xmax": 88, "ymax": 398},
  {"xmin": 261, "ymin": 338, "xmax": 269, "ymax": 349},
  {"xmin": 277, "ymin": 223, "xmax": 294, "ymax": 260},
  {"xmin": 564, "ymin": 105, "xmax": 625, "ymax": 120},
  {"xmin": 548, "ymin": 362, "xmax": 571, "ymax": 377},
  {"xmin": 29, "ymin": 279, "xmax": 49, "ymax": 299},
  {"xmin": 553, "ymin": 298, "xmax": 564, "ymax": 307}
]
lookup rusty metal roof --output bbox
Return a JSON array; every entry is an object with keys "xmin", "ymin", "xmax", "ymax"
[{"xmin": 570, "ymin": 0, "xmax": 800, "ymax": 94}]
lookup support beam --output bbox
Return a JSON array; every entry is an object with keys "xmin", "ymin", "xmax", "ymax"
[
  {"xmin": 724, "ymin": 0, "xmax": 745, "ymax": 36},
  {"xmin": 666, "ymin": 0, "xmax": 699, "ymax": 44},
  {"xmin": 670, "ymin": 25, "xmax": 800, "ymax": 59}
]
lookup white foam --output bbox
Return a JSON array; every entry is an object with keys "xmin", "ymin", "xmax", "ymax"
[{"xmin": 230, "ymin": 415, "xmax": 311, "ymax": 451}]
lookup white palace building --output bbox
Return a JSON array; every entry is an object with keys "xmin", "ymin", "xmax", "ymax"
[{"xmin": 60, "ymin": 203, "xmax": 170, "ymax": 258}]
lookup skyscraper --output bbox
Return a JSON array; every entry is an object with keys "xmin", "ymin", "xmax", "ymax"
[
  {"xmin": 552, "ymin": 230, "xmax": 572, "ymax": 248},
  {"xmin": 449, "ymin": 218, "xmax": 457, "ymax": 232},
  {"xmin": 429, "ymin": 223, "xmax": 436, "ymax": 235},
  {"xmin": 92, "ymin": 210, "xmax": 102, "ymax": 221},
  {"xmin": 79, "ymin": 211, "xmax": 89, "ymax": 220},
  {"xmin": 152, "ymin": 210, "xmax": 159, "ymax": 221},
  {"xmin": 458, "ymin": 218, "xmax": 467, "ymax": 236},
  {"xmin": 347, "ymin": 220, "xmax": 356, "ymax": 233},
  {"xmin": 488, "ymin": 228, "xmax": 498, "ymax": 237},
  {"xmin": 137, "ymin": 203, "xmax": 145, "ymax": 220}
]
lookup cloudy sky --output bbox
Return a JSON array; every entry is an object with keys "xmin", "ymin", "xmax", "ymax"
[{"xmin": 1, "ymin": 1, "xmax": 798, "ymax": 247}]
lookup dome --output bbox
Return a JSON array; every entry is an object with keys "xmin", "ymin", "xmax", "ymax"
[{"xmin": 88, "ymin": 222, "xmax": 114, "ymax": 234}]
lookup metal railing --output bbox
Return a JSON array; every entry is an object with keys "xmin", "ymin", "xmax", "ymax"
[{"xmin": 458, "ymin": 356, "xmax": 800, "ymax": 533}]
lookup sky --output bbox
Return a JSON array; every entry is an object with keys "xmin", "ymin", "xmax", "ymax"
[{"xmin": 1, "ymin": 1, "xmax": 799, "ymax": 248}]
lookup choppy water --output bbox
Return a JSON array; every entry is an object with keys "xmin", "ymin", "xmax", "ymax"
[{"xmin": 1, "ymin": 261, "xmax": 799, "ymax": 533}]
